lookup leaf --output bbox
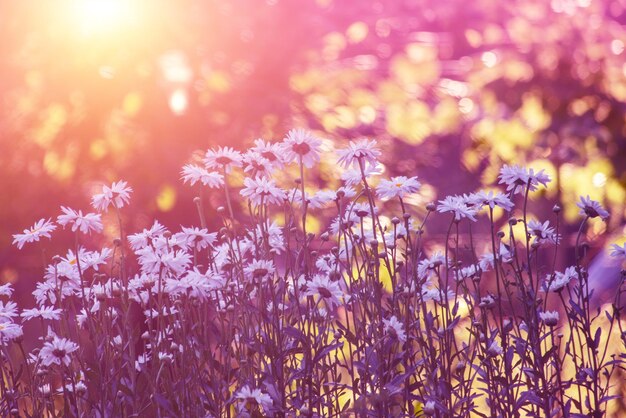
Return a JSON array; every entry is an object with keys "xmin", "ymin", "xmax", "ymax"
[
  {"xmin": 314, "ymin": 341, "xmax": 343, "ymax": 363},
  {"xmin": 599, "ymin": 395, "xmax": 621, "ymax": 404}
]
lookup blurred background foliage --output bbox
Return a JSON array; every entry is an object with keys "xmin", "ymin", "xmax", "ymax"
[{"xmin": 1, "ymin": 0, "xmax": 626, "ymax": 288}]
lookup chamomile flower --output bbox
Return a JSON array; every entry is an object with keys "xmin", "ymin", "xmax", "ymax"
[
  {"xmin": 21, "ymin": 306, "xmax": 63, "ymax": 322},
  {"xmin": 527, "ymin": 219, "xmax": 559, "ymax": 245},
  {"xmin": 250, "ymin": 138, "xmax": 285, "ymax": 168},
  {"xmin": 342, "ymin": 164, "xmax": 382, "ymax": 186},
  {"xmin": 479, "ymin": 245, "xmax": 513, "ymax": 270},
  {"xmin": 39, "ymin": 336, "xmax": 79, "ymax": 367},
  {"xmin": 421, "ymin": 287, "xmax": 455, "ymax": 304},
  {"xmin": 127, "ymin": 221, "xmax": 167, "ymax": 250},
  {"xmin": 235, "ymin": 385, "xmax": 273, "ymax": 414},
  {"xmin": 173, "ymin": 227, "xmax": 217, "ymax": 251},
  {"xmin": 486, "ymin": 339, "xmax": 503, "ymax": 356},
  {"xmin": 0, "ymin": 301, "xmax": 18, "ymax": 323},
  {"xmin": 203, "ymin": 146, "xmax": 243, "ymax": 172},
  {"xmin": 383, "ymin": 315, "xmax": 407, "ymax": 343},
  {"xmin": 417, "ymin": 252, "xmax": 446, "ymax": 280},
  {"xmin": 437, "ymin": 195, "xmax": 477, "ymax": 221},
  {"xmin": 180, "ymin": 164, "xmax": 224, "ymax": 188},
  {"xmin": 337, "ymin": 138, "xmax": 381, "ymax": 168},
  {"xmin": 12, "ymin": 219, "xmax": 57, "ymax": 250},
  {"xmin": 91, "ymin": 180, "xmax": 133, "ymax": 212},
  {"xmin": 349, "ymin": 202, "xmax": 377, "ymax": 218},
  {"xmin": 470, "ymin": 190, "xmax": 514, "ymax": 212},
  {"xmin": 376, "ymin": 176, "xmax": 421, "ymax": 200},
  {"xmin": 543, "ymin": 266, "xmax": 578, "ymax": 292},
  {"xmin": 242, "ymin": 151, "xmax": 274, "ymax": 178},
  {"xmin": 57, "ymin": 207, "xmax": 103, "ymax": 235},
  {"xmin": 254, "ymin": 221, "xmax": 285, "ymax": 254},
  {"xmin": 243, "ymin": 259, "xmax": 275, "ymax": 280},
  {"xmin": 314, "ymin": 186, "xmax": 357, "ymax": 205},
  {"xmin": 577, "ymin": 195, "xmax": 609, "ymax": 220},
  {"xmin": 329, "ymin": 212, "xmax": 360, "ymax": 235},
  {"xmin": 498, "ymin": 165, "xmax": 551, "ymax": 194},
  {"xmin": 240, "ymin": 177, "xmax": 286, "ymax": 206},
  {"xmin": 539, "ymin": 311, "xmax": 559, "ymax": 327},
  {"xmin": 610, "ymin": 243, "xmax": 626, "ymax": 258},
  {"xmin": 457, "ymin": 264, "xmax": 480, "ymax": 281},
  {"xmin": 282, "ymin": 128, "xmax": 322, "ymax": 168},
  {"xmin": 0, "ymin": 284, "xmax": 13, "ymax": 297},
  {"xmin": 305, "ymin": 274, "xmax": 343, "ymax": 309},
  {"xmin": 0, "ymin": 322, "xmax": 22, "ymax": 342}
]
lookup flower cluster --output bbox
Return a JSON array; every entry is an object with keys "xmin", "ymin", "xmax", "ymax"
[{"xmin": 6, "ymin": 131, "xmax": 626, "ymax": 417}]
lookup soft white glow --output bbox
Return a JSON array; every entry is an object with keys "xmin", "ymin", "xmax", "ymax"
[
  {"xmin": 73, "ymin": 0, "xmax": 134, "ymax": 35},
  {"xmin": 159, "ymin": 51, "xmax": 193, "ymax": 84},
  {"xmin": 169, "ymin": 88, "xmax": 188, "ymax": 115},
  {"xmin": 459, "ymin": 97, "xmax": 474, "ymax": 114},
  {"xmin": 481, "ymin": 51, "xmax": 498, "ymax": 68},
  {"xmin": 592, "ymin": 172, "xmax": 607, "ymax": 188}
]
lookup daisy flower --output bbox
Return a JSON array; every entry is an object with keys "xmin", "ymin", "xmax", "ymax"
[
  {"xmin": 543, "ymin": 266, "xmax": 578, "ymax": 292},
  {"xmin": 421, "ymin": 287, "xmax": 455, "ymax": 304},
  {"xmin": 180, "ymin": 164, "xmax": 224, "ymax": 188},
  {"xmin": 127, "ymin": 221, "xmax": 167, "ymax": 250},
  {"xmin": 0, "ymin": 301, "xmax": 18, "ymax": 323},
  {"xmin": 203, "ymin": 146, "xmax": 243, "ymax": 172},
  {"xmin": 457, "ymin": 264, "xmax": 480, "ymax": 281},
  {"xmin": 21, "ymin": 306, "xmax": 63, "ymax": 322},
  {"xmin": 91, "ymin": 180, "xmax": 132, "ymax": 212},
  {"xmin": 137, "ymin": 247, "xmax": 192, "ymax": 276},
  {"xmin": 417, "ymin": 252, "xmax": 446, "ymax": 279},
  {"xmin": 539, "ymin": 311, "xmax": 559, "ymax": 327},
  {"xmin": 610, "ymin": 243, "xmax": 626, "ymax": 258},
  {"xmin": 165, "ymin": 269, "xmax": 223, "ymax": 300},
  {"xmin": 479, "ymin": 294, "xmax": 496, "ymax": 309},
  {"xmin": 240, "ymin": 177, "xmax": 286, "ymax": 206},
  {"xmin": 12, "ymin": 218, "xmax": 57, "ymax": 250},
  {"xmin": 576, "ymin": 195, "xmax": 609, "ymax": 220},
  {"xmin": 437, "ymin": 195, "xmax": 477, "ymax": 222},
  {"xmin": 329, "ymin": 212, "xmax": 360, "ymax": 235},
  {"xmin": 313, "ymin": 187, "xmax": 358, "ymax": 207},
  {"xmin": 242, "ymin": 151, "xmax": 274, "ymax": 177},
  {"xmin": 470, "ymin": 190, "xmax": 514, "ymax": 212},
  {"xmin": 250, "ymin": 138, "xmax": 285, "ymax": 168},
  {"xmin": 479, "ymin": 245, "xmax": 513, "ymax": 270},
  {"xmin": 0, "ymin": 322, "xmax": 23, "ymax": 342},
  {"xmin": 349, "ymin": 202, "xmax": 377, "ymax": 218},
  {"xmin": 486, "ymin": 340, "xmax": 503, "ymax": 356},
  {"xmin": 342, "ymin": 164, "xmax": 382, "ymax": 186},
  {"xmin": 39, "ymin": 336, "xmax": 79, "ymax": 367},
  {"xmin": 57, "ymin": 207, "xmax": 103, "ymax": 235},
  {"xmin": 243, "ymin": 259, "xmax": 275, "ymax": 280},
  {"xmin": 282, "ymin": 128, "xmax": 322, "ymax": 168},
  {"xmin": 235, "ymin": 385, "xmax": 273, "ymax": 414},
  {"xmin": 0, "ymin": 284, "xmax": 13, "ymax": 297},
  {"xmin": 527, "ymin": 219, "xmax": 560, "ymax": 245},
  {"xmin": 376, "ymin": 176, "xmax": 421, "ymax": 200},
  {"xmin": 254, "ymin": 221, "xmax": 285, "ymax": 254},
  {"xmin": 337, "ymin": 138, "xmax": 381, "ymax": 169},
  {"xmin": 81, "ymin": 248, "xmax": 112, "ymax": 271},
  {"xmin": 498, "ymin": 165, "xmax": 551, "ymax": 194},
  {"xmin": 383, "ymin": 316, "xmax": 407, "ymax": 343},
  {"xmin": 304, "ymin": 274, "xmax": 343, "ymax": 309},
  {"xmin": 173, "ymin": 227, "xmax": 217, "ymax": 251}
]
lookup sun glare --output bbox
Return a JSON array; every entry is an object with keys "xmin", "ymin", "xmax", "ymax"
[{"xmin": 73, "ymin": 0, "xmax": 135, "ymax": 35}]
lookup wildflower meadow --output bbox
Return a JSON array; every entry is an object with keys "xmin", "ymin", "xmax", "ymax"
[
  {"xmin": 5, "ymin": 131, "xmax": 626, "ymax": 417},
  {"xmin": 3, "ymin": 1, "xmax": 626, "ymax": 417}
]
